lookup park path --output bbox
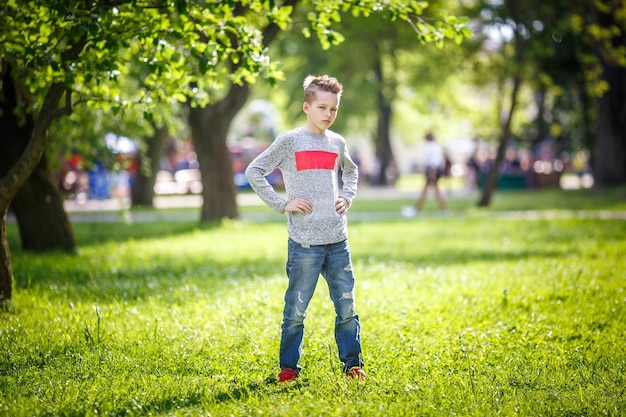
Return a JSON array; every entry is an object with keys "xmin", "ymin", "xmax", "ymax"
[
  {"xmin": 57, "ymin": 186, "xmax": 425, "ymax": 223},
  {"xmin": 7, "ymin": 186, "xmax": 626, "ymax": 223}
]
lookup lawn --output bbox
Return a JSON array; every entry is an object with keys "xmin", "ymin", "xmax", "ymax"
[{"xmin": 1, "ymin": 187, "xmax": 625, "ymax": 416}]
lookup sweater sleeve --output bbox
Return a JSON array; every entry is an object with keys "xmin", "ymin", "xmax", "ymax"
[
  {"xmin": 244, "ymin": 137, "xmax": 289, "ymax": 213},
  {"xmin": 339, "ymin": 144, "xmax": 358, "ymax": 206}
]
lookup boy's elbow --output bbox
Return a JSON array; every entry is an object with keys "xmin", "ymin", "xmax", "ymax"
[
  {"xmin": 244, "ymin": 165, "xmax": 255, "ymax": 181},
  {"xmin": 245, "ymin": 166, "xmax": 264, "ymax": 190}
]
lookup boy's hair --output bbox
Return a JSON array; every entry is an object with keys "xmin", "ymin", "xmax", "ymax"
[{"xmin": 303, "ymin": 75, "xmax": 343, "ymax": 103}]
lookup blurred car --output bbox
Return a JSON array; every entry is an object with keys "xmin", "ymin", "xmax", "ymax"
[{"xmin": 154, "ymin": 169, "xmax": 203, "ymax": 195}]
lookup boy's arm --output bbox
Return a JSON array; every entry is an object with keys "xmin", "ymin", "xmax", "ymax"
[
  {"xmin": 245, "ymin": 141, "xmax": 289, "ymax": 213},
  {"xmin": 339, "ymin": 145, "xmax": 358, "ymax": 206}
]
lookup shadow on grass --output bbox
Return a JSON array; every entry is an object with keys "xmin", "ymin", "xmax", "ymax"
[
  {"xmin": 210, "ymin": 378, "xmax": 308, "ymax": 405},
  {"xmin": 9, "ymin": 220, "xmax": 286, "ymax": 305},
  {"xmin": 73, "ymin": 221, "xmax": 223, "ymax": 246},
  {"xmin": 354, "ymin": 247, "xmax": 567, "ymax": 267},
  {"xmin": 52, "ymin": 389, "xmax": 207, "ymax": 417},
  {"xmin": 12, "ymin": 253, "xmax": 286, "ymax": 305},
  {"xmin": 6, "ymin": 221, "xmax": 218, "ymax": 249},
  {"xmin": 93, "ymin": 380, "xmax": 282, "ymax": 416}
]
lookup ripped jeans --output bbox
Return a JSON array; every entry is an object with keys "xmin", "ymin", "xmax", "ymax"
[{"xmin": 280, "ymin": 238, "xmax": 363, "ymax": 374}]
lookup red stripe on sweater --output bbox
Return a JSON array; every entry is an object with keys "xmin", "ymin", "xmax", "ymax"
[{"xmin": 295, "ymin": 151, "xmax": 338, "ymax": 171}]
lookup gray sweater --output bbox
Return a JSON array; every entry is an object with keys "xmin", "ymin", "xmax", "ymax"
[{"xmin": 245, "ymin": 127, "xmax": 358, "ymax": 245}]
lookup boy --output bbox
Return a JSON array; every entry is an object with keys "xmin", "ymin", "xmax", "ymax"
[{"xmin": 245, "ymin": 75, "xmax": 365, "ymax": 382}]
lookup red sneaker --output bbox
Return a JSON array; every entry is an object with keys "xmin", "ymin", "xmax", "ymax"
[
  {"xmin": 278, "ymin": 368, "xmax": 298, "ymax": 382},
  {"xmin": 347, "ymin": 366, "xmax": 366, "ymax": 381}
]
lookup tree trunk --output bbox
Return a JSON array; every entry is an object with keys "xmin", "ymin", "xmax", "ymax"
[
  {"xmin": 1, "ymin": 63, "xmax": 76, "ymax": 253},
  {"xmin": 372, "ymin": 49, "xmax": 395, "ymax": 186},
  {"xmin": 375, "ymin": 97, "xmax": 394, "ymax": 186},
  {"xmin": 11, "ymin": 154, "xmax": 76, "ymax": 252},
  {"xmin": 592, "ymin": 6, "xmax": 626, "ymax": 186},
  {"xmin": 1, "ymin": 57, "xmax": 79, "ymax": 303},
  {"xmin": 478, "ymin": 74, "xmax": 522, "ymax": 206},
  {"xmin": 131, "ymin": 124, "xmax": 167, "ymax": 207},
  {"xmin": 0, "ymin": 81, "xmax": 68, "ymax": 302},
  {"xmin": 0, "ymin": 207, "xmax": 11, "ymax": 304},
  {"xmin": 1, "ymin": 33, "xmax": 88, "ymax": 302},
  {"xmin": 188, "ymin": 84, "xmax": 250, "ymax": 221},
  {"xmin": 478, "ymin": 0, "xmax": 525, "ymax": 207},
  {"xmin": 185, "ymin": 0, "xmax": 297, "ymax": 221},
  {"xmin": 594, "ymin": 67, "xmax": 626, "ymax": 185}
]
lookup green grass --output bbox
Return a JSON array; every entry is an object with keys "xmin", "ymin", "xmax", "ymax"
[{"xmin": 1, "ymin": 187, "xmax": 625, "ymax": 416}]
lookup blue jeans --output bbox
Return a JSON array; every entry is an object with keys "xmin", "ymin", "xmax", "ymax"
[{"xmin": 280, "ymin": 238, "xmax": 363, "ymax": 374}]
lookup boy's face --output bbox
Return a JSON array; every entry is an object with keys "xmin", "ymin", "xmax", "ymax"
[{"xmin": 303, "ymin": 90, "xmax": 340, "ymax": 135}]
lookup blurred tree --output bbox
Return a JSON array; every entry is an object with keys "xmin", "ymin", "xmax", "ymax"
[
  {"xmin": 511, "ymin": 0, "xmax": 626, "ymax": 187},
  {"xmin": 464, "ymin": 0, "xmax": 626, "ymax": 207},
  {"xmin": 452, "ymin": 0, "xmax": 549, "ymax": 206},
  {"xmin": 130, "ymin": 124, "xmax": 170, "ymax": 206},
  {"xmin": 586, "ymin": 0, "xmax": 626, "ymax": 186},
  {"xmin": 266, "ymin": 13, "xmax": 404, "ymax": 186},
  {"xmin": 268, "ymin": 2, "xmax": 471, "ymax": 186},
  {"xmin": 49, "ymin": 73, "xmax": 187, "ymax": 208}
]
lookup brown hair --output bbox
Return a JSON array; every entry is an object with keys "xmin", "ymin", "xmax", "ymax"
[{"xmin": 303, "ymin": 75, "xmax": 343, "ymax": 103}]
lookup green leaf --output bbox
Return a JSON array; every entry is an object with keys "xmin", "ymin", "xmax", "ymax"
[{"xmin": 173, "ymin": 92, "xmax": 188, "ymax": 103}]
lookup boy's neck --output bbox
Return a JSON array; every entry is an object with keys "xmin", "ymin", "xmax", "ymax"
[{"xmin": 304, "ymin": 123, "xmax": 326, "ymax": 135}]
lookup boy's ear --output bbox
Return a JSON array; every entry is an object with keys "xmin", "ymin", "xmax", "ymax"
[{"xmin": 302, "ymin": 101, "xmax": 310, "ymax": 113}]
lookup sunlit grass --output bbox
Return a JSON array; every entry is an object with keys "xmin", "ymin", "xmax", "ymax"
[{"xmin": 1, "ymin": 188, "xmax": 625, "ymax": 416}]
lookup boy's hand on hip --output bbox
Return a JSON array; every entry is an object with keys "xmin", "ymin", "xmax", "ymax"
[
  {"xmin": 285, "ymin": 198, "xmax": 313, "ymax": 215},
  {"xmin": 335, "ymin": 197, "xmax": 349, "ymax": 214}
]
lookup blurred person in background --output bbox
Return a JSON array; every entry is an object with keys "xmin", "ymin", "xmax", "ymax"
[{"xmin": 403, "ymin": 132, "xmax": 449, "ymax": 217}]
